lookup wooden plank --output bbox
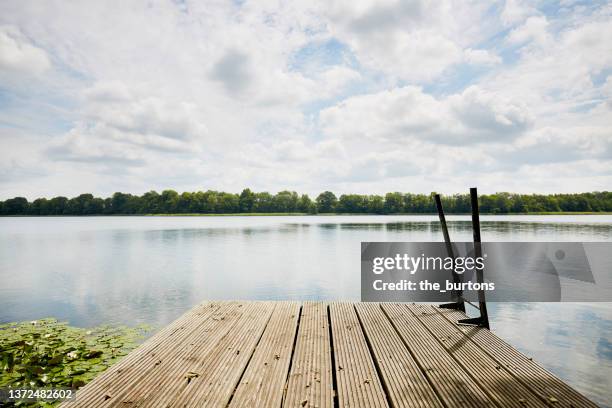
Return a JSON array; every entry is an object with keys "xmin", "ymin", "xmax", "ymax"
[
  {"xmin": 355, "ymin": 303, "xmax": 444, "ymax": 408},
  {"xmin": 63, "ymin": 301, "xmax": 229, "ymax": 407},
  {"xmin": 230, "ymin": 302, "xmax": 301, "ymax": 408},
  {"xmin": 155, "ymin": 301, "xmax": 274, "ymax": 407},
  {"xmin": 437, "ymin": 307, "xmax": 599, "ymax": 408},
  {"xmin": 101, "ymin": 301, "xmax": 256, "ymax": 407},
  {"xmin": 284, "ymin": 302, "xmax": 334, "ymax": 408},
  {"xmin": 329, "ymin": 302, "xmax": 389, "ymax": 408},
  {"xmin": 62, "ymin": 302, "xmax": 598, "ymax": 408},
  {"xmin": 381, "ymin": 303, "xmax": 496, "ymax": 408},
  {"xmin": 407, "ymin": 304, "xmax": 548, "ymax": 408}
]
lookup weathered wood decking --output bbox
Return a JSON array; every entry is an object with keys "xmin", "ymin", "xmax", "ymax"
[{"xmin": 64, "ymin": 302, "xmax": 597, "ymax": 408}]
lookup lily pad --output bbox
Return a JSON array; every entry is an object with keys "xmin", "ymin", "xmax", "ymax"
[{"xmin": 0, "ymin": 318, "xmax": 152, "ymax": 406}]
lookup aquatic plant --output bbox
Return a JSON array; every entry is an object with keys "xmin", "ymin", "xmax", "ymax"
[{"xmin": 0, "ymin": 318, "xmax": 150, "ymax": 406}]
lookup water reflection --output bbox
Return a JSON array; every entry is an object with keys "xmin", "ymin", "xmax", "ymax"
[
  {"xmin": 0, "ymin": 215, "xmax": 610, "ymax": 406},
  {"xmin": 487, "ymin": 302, "xmax": 612, "ymax": 407}
]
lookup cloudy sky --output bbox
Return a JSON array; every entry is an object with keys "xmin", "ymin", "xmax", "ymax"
[{"xmin": 1, "ymin": 0, "xmax": 611, "ymax": 199}]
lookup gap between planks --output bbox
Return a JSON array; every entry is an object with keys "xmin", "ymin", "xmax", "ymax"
[{"xmin": 61, "ymin": 301, "xmax": 597, "ymax": 408}]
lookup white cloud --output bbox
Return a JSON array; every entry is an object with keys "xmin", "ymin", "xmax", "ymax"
[
  {"xmin": 501, "ymin": 0, "xmax": 538, "ymax": 26},
  {"xmin": 210, "ymin": 50, "xmax": 253, "ymax": 95},
  {"xmin": 318, "ymin": 66, "xmax": 362, "ymax": 93},
  {"xmin": 463, "ymin": 49, "xmax": 502, "ymax": 66},
  {"xmin": 0, "ymin": 1, "xmax": 611, "ymax": 198},
  {"xmin": 45, "ymin": 80, "xmax": 210, "ymax": 166},
  {"xmin": 602, "ymin": 76, "xmax": 612, "ymax": 98},
  {"xmin": 82, "ymin": 82, "xmax": 208, "ymax": 143},
  {"xmin": 0, "ymin": 25, "xmax": 50, "ymax": 75},
  {"xmin": 507, "ymin": 16, "xmax": 551, "ymax": 46},
  {"xmin": 323, "ymin": 0, "xmax": 493, "ymax": 81},
  {"xmin": 320, "ymin": 85, "xmax": 532, "ymax": 145},
  {"xmin": 485, "ymin": 14, "xmax": 612, "ymax": 120},
  {"xmin": 46, "ymin": 125, "xmax": 148, "ymax": 166}
]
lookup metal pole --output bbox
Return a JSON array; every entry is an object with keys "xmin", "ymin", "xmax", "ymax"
[
  {"xmin": 435, "ymin": 194, "xmax": 465, "ymax": 312},
  {"xmin": 458, "ymin": 187, "xmax": 490, "ymax": 329}
]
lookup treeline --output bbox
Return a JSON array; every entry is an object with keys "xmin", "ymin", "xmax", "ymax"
[{"xmin": 1, "ymin": 190, "xmax": 611, "ymax": 215}]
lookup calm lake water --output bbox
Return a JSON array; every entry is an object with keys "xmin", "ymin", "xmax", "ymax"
[{"xmin": 1, "ymin": 215, "xmax": 611, "ymax": 406}]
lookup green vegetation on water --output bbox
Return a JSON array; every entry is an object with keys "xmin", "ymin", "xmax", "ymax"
[
  {"xmin": 2, "ymin": 189, "xmax": 612, "ymax": 216},
  {"xmin": 0, "ymin": 319, "xmax": 150, "ymax": 406}
]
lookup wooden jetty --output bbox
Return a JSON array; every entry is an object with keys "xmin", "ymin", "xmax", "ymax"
[{"xmin": 63, "ymin": 301, "xmax": 597, "ymax": 408}]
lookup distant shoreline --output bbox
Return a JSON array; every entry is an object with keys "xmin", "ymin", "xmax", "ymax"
[
  {"xmin": 3, "ymin": 191, "xmax": 610, "ymax": 216},
  {"xmin": 2, "ymin": 211, "xmax": 611, "ymax": 217}
]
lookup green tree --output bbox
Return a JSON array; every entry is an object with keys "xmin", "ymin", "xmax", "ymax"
[
  {"xmin": 367, "ymin": 195, "xmax": 384, "ymax": 214},
  {"xmin": 29, "ymin": 198, "xmax": 49, "ymax": 215},
  {"xmin": 3, "ymin": 190, "xmax": 611, "ymax": 215},
  {"xmin": 48, "ymin": 196, "xmax": 68, "ymax": 215},
  {"xmin": 177, "ymin": 192, "xmax": 194, "ymax": 213},
  {"xmin": 141, "ymin": 191, "xmax": 162, "ymax": 213},
  {"xmin": 110, "ymin": 192, "xmax": 133, "ymax": 214},
  {"xmin": 239, "ymin": 188, "xmax": 255, "ymax": 212},
  {"xmin": 200, "ymin": 190, "xmax": 218, "ymax": 213},
  {"xmin": 384, "ymin": 192, "xmax": 404, "ymax": 214},
  {"xmin": 337, "ymin": 194, "xmax": 367, "ymax": 213},
  {"xmin": 297, "ymin": 194, "xmax": 313, "ymax": 213},
  {"xmin": 160, "ymin": 190, "xmax": 179, "ymax": 213},
  {"xmin": 66, "ymin": 194, "xmax": 96, "ymax": 215},
  {"xmin": 273, "ymin": 191, "xmax": 299, "ymax": 212},
  {"xmin": 2, "ymin": 197, "xmax": 29, "ymax": 215},
  {"xmin": 316, "ymin": 191, "xmax": 337, "ymax": 213},
  {"xmin": 253, "ymin": 192, "xmax": 273, "ymax": 212},
  {"xmin": 215, "ymin": 192, "xmax": 239, "ymax": 213}
]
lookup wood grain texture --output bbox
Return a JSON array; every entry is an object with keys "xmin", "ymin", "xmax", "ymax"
[
  {"xmin": 61, "ymin": 301, "xmax": 597, "ymax": 408},
  {"xmin": 284, "ymin": 302, "xmax": 333, "ymax": 408},
  {"xmin": 329, "ymin": 302, "xmax": 389, "ymax": 408}
]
